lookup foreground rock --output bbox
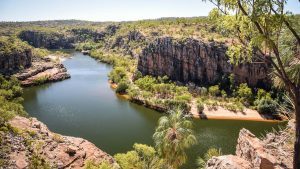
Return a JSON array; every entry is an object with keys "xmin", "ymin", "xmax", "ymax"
[
  {"xmin": 206, "ymin": 121, "xmax": 294, "ymax": 169},
  {"xmin": 15, "ymin": 56, "xmax": 70, "ymax": 86},
  {"xmin": 2, "ymin": 116, "xmax": 118, "ymax": 169}
]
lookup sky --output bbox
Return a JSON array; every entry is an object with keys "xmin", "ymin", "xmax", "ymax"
[{"xmin": 0, "ymin": 0, "xmax": 299, "ymax": 22}]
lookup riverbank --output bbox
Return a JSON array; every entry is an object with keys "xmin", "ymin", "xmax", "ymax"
[{"xmin": 108, "ymin": 76, "xmax": 277, "ymax": 122}]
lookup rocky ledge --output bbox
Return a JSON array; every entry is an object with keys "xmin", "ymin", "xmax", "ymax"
[
  {"xmin": 1, "ymin": 116, "xmax": 118, "ymax": 169},
  {"xmin": 206, "ymin": 120, "xmax": 294, "ymax": 169},
  {"xmin": 15, "ymin": 57, "xmax": 70, "ymax": 87}
]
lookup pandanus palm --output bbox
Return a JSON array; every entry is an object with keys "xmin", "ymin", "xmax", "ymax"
[{"xmin": 153, "ymin": 109, "xmax": 197, "ymax": 169}]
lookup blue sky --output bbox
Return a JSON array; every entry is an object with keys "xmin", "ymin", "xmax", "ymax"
[{"xmin": 0, "ymin": 0, "xmax": 299, "ymax": 22}]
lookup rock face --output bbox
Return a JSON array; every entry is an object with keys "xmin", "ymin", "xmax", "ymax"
[
  {"xmin": 15, "ymin": 56, "xmax": 70, "ymax": 86},
  {"xmin": 0, "ymin": 48, "xmax": 32, "ymax": 75},
  {"xmin": 18, "ymin": 25, "xmax": 119, "ymax": 49},
  {"xmin": 206, "ymin": 124, "xmax": 294, "ymax": 169},
  {"xmin": 111, "ymin": 30, "xmax": 146, "ymax": 57},
  {"xmin": 138, "ymin": 37, "xmax": 270, "ymax": 87},
  {"xmin": 18, "ymin": 30, "xmax": 75, "ymax": 49},
  {"xmin": 70, "ymin": 28, "xmax": 106, "ymax": 42},
  {"xmin": 4, "ymin": 116, "xmax": 118, "ymax": 169},
  {"xmin": 206, "ymin": 155, "xmax": 252, "ymax": 169}
]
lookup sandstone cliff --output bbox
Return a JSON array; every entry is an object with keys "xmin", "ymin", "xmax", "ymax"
[
  {"xmin": 14, "ymin": 56, "xmax": 70, "ymax": 86},
  {"xmin": 0, "ymin": 38, "xmax": 32, "ymax": 75},
  {"xmin": 18, "ymin": 25, "xmax": 119, "ymax": 49},
  {"xmin": 0, "ymin": 116, "xmax": 118, "ymax": 169},
  {"xmin": 138, "ymin": 37, "xmax": 270, "ymax": 87},
  {"xmin": 206, "ymin": 121, "xmax": 294, "ymax": 169},
  {"xmin": 18, "ymin": 30, "xmax": 75, "ymax": 49}
]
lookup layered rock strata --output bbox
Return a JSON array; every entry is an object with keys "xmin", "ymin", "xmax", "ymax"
[
  {"xmin": 0, "ymin": 48, "xmax": 32, "ymax": 75},
  {"xmin": 138, "ymin": 37, "xmax": 270, "ymax": 87},
  {"xmin": 1, "ymin": 116, "xmax": 118, "ymax": 169},
  {"xmin": 15, "ymin": 57, "xmax": 70, "ymax": 86}
]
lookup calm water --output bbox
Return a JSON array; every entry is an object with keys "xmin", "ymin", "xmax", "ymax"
[{"xmin": 23, "ymin": 52, "xmax": 284, "ymax": 168}]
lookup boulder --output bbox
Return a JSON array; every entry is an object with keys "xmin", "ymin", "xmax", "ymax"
[
  {"xmin": 206, "ymin": 155, "xmax": 252, "ymax": 169},
  {"xmin": 207, "ymin": 128, "xmax": 293, "ymax": 169},
  {"xmin": 7, "ymin": 116, "xmax": 119, "ymax": 169}
]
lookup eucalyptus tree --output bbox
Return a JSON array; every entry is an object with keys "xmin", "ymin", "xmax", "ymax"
[
  {"xmin": 202, "ymin": 0, "xmax": 300, "ymax": 168},
  {"xmin": 153, "ymin": 109, "xmax": 197, "ymax": 168}
]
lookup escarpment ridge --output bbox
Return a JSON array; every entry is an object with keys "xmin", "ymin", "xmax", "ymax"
[{"xmin": 138, "ymin": 37, "xmax": 270, "ymax": 87}]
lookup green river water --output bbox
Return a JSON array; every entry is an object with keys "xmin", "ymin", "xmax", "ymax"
[{"xmin": 22, "ymin": 52, "xmax": 284, "ymax": 168}]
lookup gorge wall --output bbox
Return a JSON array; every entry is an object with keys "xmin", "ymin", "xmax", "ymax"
[
  {"xmin": 138, "ymin": 37, "xmax": 270, "ymax": 87},
  {"xmin": 18, "ymin": 26, "xmax": 117, "ymax": 49},
  {"xmin": 18, "ymin": 30, "xmax": 76, "ymax": 49},
  {"xmin": 0, "ymin": 45, "xmax": 32, "ymax": 75}
]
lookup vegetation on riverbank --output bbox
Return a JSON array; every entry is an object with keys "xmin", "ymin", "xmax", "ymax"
[{"xmin": 88, "ymin": 46, "xmax": 285, "ymax": 119}]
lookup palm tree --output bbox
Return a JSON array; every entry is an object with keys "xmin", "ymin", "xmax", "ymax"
[{"xmin": 153, "ymin": 108, "xmax": 197, "ymax": 168}]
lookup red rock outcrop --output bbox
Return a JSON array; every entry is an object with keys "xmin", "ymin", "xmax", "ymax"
[
  {"xmin": 15, "ymin": 57, "xmax": 70, "ymax": 86},
  {"xmin": 138, "ymin": 37, "xmax": 270, "ymax": 87},
  {"xmin": 5, "ymin": 116, "xmax": 118, "ymax": 169},
  {"xmin": 206, "ymin": 121, "xmax": 294, "ymax": 169},
  {"xmin": 206, "ymin": 155, "xmax": 252, "ymax": 169}
]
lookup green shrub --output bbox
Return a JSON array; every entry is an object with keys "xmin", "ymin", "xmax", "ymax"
[
  {"xmin": 254, "ymin": 88, "xmax": 272, "ymax": 104},
  {"xmin": 224, "ymin": 101, "xmax": 244, "ymax": 112},
  {"xmin": 199, "ymin": 87, "xmax": 208, "ymax": 96},
  {"xmin": 0, "ymin": 76, "xmax": 27, "ymax": 126},
  {"xmin": 29, "ymin": 153, "xmax": 51, "ymax": 169},
  {"xmin": 134, "ymin": 75, "xmax": 157, "ymax": 91},
  {"xmin": 108, "ymin": 67, "xmax": 127, "ymax": 83},
  {"xmin": 257, "ymin": 98, "xmax": 277, "ymax": 115},
  {"xmin": 205, "ymin": 100, "xmax": 218, "ymax": 111},
  {"xmin": 32, "ymin": 48, "xmax": 50, "ymax": 58},
  {"xmin": 116, "ymin": 82, "xmax": 129, "ymax": 94},
  {"xmin": 208, "ymin": 85, "xmax": 220, "ymax": 97},
  {"xmin": 221, "ymin": 90, "xmax": 227, "ymax": 98},
  {"xmin": 133, "ymin": 70, "xmax": 143, "ymax": 81},
  {"xmin": 237, "ymin": 83, "xmax": 253, "ymax": 105},
  {"xmin": 197, "ymin": 101, "xmax": 204, "ymax": 113},
  {"xmin": 174, "ymin": 94, "xmax": 192, "ymax": 102},
  {"xmin": 164, "ymin": 99, "xmax": 191, "ymax": 114}
]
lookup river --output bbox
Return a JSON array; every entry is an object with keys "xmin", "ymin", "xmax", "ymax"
[{"xmin": 23, "ymin": 52, "xmax": 284, "ymax": 168}]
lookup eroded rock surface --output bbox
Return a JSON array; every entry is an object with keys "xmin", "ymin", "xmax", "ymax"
[
  {"xmin": 138, "ymin": 37, "xmax": 270, "ymax": 87},
  {"xmin": 206, "ymin": 122, "xmax": 294, "ymax": 169},
  {"xmin": 0, "ymin": 48, "xmax": 32, "ymax": 75},
  {"xmin": 3, "ymin": 116, "xmax": 118, "ymax": 169},
  {"xmin": 206, "ymin": 155, "xmax": 252, "ymax": 169},
  {"xmin": 15, "ymin": 57, "xmax": 70, "ymax": 86}
]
